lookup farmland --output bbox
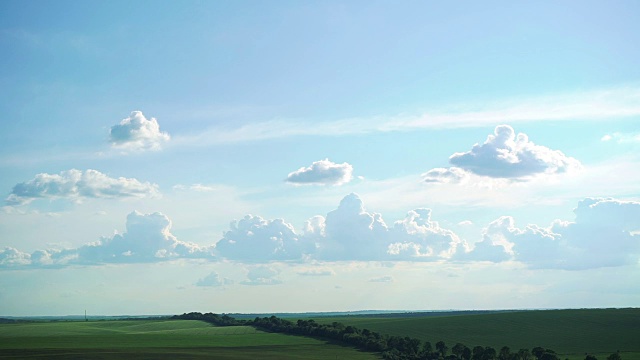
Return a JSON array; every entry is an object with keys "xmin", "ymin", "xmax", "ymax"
[
  {"xmin": 1, "ymin": 309, "xmax": 639, "ymax": 359},
  {"xmin": 310, "ymin": 308, "xmax": 640, "ymax": 360},
  {"xmin": 0, "ymin": 319, "xmax": 379, "ymax": 359}
]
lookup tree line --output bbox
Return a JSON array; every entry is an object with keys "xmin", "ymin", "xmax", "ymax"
[{"xmin": 171, "ymin": 312, "xmax": 622, "ymax": 360}]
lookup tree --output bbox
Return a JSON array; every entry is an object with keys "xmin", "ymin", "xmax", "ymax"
[
  {"xmin": 452, "ymin": 343, "xmax": 467, "ymax": 359},
  {"xmin": 472, "ymin": 346, "xmax": 485, "ymax": 360},
  {"xmin": 437, "ymin": 341, "xmax": 449, "ymax": 357},
  {"xmin": 462, "ymin": 346, "xmax": 472, "ymax": 360},
  {"xmin": 532, "ymin": 347, "xmax": 546, "ymax": 359},
  {"xmin": 540, "ymin": 351, "xmax": 559, "ymax": 360},
  {"xmin": 517, "ymin": 349, "xmax": 532, "ymax": 360},
  {"xmin": 584, "ymin": 355, "xmax": 598, "ymax": 360},
  {"xmin": 499, "ymin": 346, "xmax": 511, "ymax": 360},
  {"xmin": 421, "ymin": 341, "xmax": 434, "ymax": 359},
  {"xmin": 606, "ymin": 352, "xmax": 621, "ymax": 360},
  {"xmin": 482, "ymin": 347, "xmax": 497, "ymax": 360}
]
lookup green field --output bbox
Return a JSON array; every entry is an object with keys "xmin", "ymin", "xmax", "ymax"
[
  {"xmin": 312, "ymin": 308, "xmax": 640, "ymax": 360},
  {"xmin": 0, "ymin": 319, "xmax": 380, "ymax": 359}
]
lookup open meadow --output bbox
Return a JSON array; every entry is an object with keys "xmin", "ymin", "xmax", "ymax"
[
  {"xmin": 311, "ymin": 308, "xmax": 640, "ymax": 360},
  {"xmin": 0, "ymin": 319, "xmax": 379, "ymax": 359}
]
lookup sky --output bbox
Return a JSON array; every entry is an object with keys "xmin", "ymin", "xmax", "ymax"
[{"xmin": 1, "ymin": 0, "xmax": 639, "ymax": 316}]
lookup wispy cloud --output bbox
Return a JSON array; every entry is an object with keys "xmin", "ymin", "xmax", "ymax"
[
  {"xmin": 173, "ymin": 86, "xmax": 640, "ymax": 146},
  {"xmin": 601, "ymin": 132, "xmax": 640, "ymax": 144}
]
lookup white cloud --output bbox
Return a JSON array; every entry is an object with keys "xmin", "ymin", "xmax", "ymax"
[
  {"xmin": 459, "ymin": 198, "xmax": 640, "ymax": 269},
  {"xmin": 6, "ymin": 169, "xmax": 159, "ymax": 206},
  {"xmin": 196, "ymin": 271, "xmax": 233, "ymax": 287},
  {"xmin": 422, "ymin": 167, "xmax": 469, "ymax": 184},
  {"xmin": 74, "ymin": 211, "xmax": 214, "ymax": 264},
  {"xmin": 369, "ymin": 275, "xmax": 394, "ymax": 283},
  {"xmin": 314, "ymin": 193, "xmax": 390, "ymax": 260},
  {"xmin": 214, "ymin": 193, "xmax": 461, "ymax": 262},
  {"xmin": 214, "ymin": 215, "xmax": 313, "ymax": 262},
  {"xmin": 171, "ymin": 86, "xmax": 640, "ymax": 146},
  {"xmin": 3, "ymin": 194, "xmax": 637, "ymax": 271},
  {"xmin": 0, "ymin": 247, "xmax": 31, "ymax": 266},
  {"xmin": 601, "ymin": 132, "xmax": 640, "ymax": 144},
  {"xmin": 0, "ymin": 211, "xmax": 214, "ymax": 268},
  {"xmin": 449, "ymin": 125, "xmax": 581, "ymax": 178},
  {"xmin": 387, "ymin": 208, "xmax": 462, "ymax": 260},
  {"xmin": 241, "ymin": 266, "xmax": 282, "ymax": 286},
  {"xmin": 109, "ymin": 111, "xmax": 170, "ymax": 151},
  {"xmin": 286, "ymin": 159, "xmax": 354, "ymax": 186}
]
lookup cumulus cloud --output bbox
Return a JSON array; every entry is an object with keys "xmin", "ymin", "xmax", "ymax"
[
  {"xmin": 386, "ymin": 209, "xmax": 462, "ymax": 260},
  {"xmin": 314, "ymin": 193, "xmax": 390, "ymax": 260},
  {"xmin": 215, "ymin": 193, "xmax": 461, "ymax": 262},
  {"xmin": 109, "ymin": 111, "xmax": 170, "ymax": 151},
  {"xmin": 6, "ymin": 169, "xmax": 159, "ymax": 205},
  {"xmin": 4, "ymin": 195, "xmax": 636, "ymax": 271},
  {"xmin": 422, "ymin": 167, "xmax": 469, "ymax": 184},
  {"xmin": 196, "ymin": 271, "xmax": 233, "ymax": 287},
  {"xmin": 75, "ymin": 211, "xmax": 214, "ymax": 264},
  {"xmin": 448, "ymin": 125, "xmax": 581, "ymax": 179},
  {"xmin": 214, "ymin": 215, "xmax": 313, "ymax": 262},
  {"xmin": 0, "ymin": 247, "xmax": 31, "ymax": 266},
  {"xmin": 241, "ymin": 266, "xmax": 282, "ymax": 286},
  {"xmin": 459, "ymin": 198, "xmax": 640, "ymax": 269},
  {"xmin": 286, "ymin": 159, "xmax": 353, "ymax": 185},
  {"xmin": 0, "ymin": 211, "xmax": 213, "ymax": 268}
]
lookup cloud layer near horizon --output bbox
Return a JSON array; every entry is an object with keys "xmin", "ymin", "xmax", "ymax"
[
  {"xmin": 2, "ymin": 195, "xmax": 638, "ymax": 270},
  {"xmin": 0, "ymin": 211, "xmax": 213, "ymax": 267}
]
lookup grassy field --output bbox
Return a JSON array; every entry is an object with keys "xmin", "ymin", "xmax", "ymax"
[
  {"xmin": 312, "ymin": 308, "xmax": 640, "ymax": 360},
  {"xmin": 0, "ymin": 319, "xmax": 380, "ymax": 359}
]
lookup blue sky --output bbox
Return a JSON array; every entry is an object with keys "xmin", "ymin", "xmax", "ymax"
[{"xmin": 1, "ymin": 1, "xmax": 639, "ymax": 316}]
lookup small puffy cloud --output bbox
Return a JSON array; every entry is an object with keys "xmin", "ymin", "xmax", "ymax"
[
  {"xmin": 286, "ymin": 159, "xmax": 353, "ymax": 186},
  {"xmin": 241, "ymin": 266, "xmax": 282, "ymax": 286},
  {"xmin": 449, "ymin": 125, "xmax": 581, "ymax": 178},
  {"xmin": 6, "ymin": 169, "xmax": 159, "ymax": 205},
  {"xmin": 214, "ymin": 215, "xmax": 313, "ymax": 262},
  {"xmin": 196, "ymin": 271, "xmax": 233, "ymax": 287},
  {"xmin": 109, "ymin": 111, "xmax": 170, "ymax": 151},
  {"xmin": 422, "ymin": 167, "xmax": 469, "ymax": 184},
  {"xmin": 369, "ymin": 275, "xmax": 394, "ymax": 283}
]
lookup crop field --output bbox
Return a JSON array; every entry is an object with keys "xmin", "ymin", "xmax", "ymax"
[
  {"xmin": 313, "ymin": 308, "xmax": 640, "ymax": 360},
  {"xmin": 0, "ymin": 319, "xmax": 380, "ymax": 359}
]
